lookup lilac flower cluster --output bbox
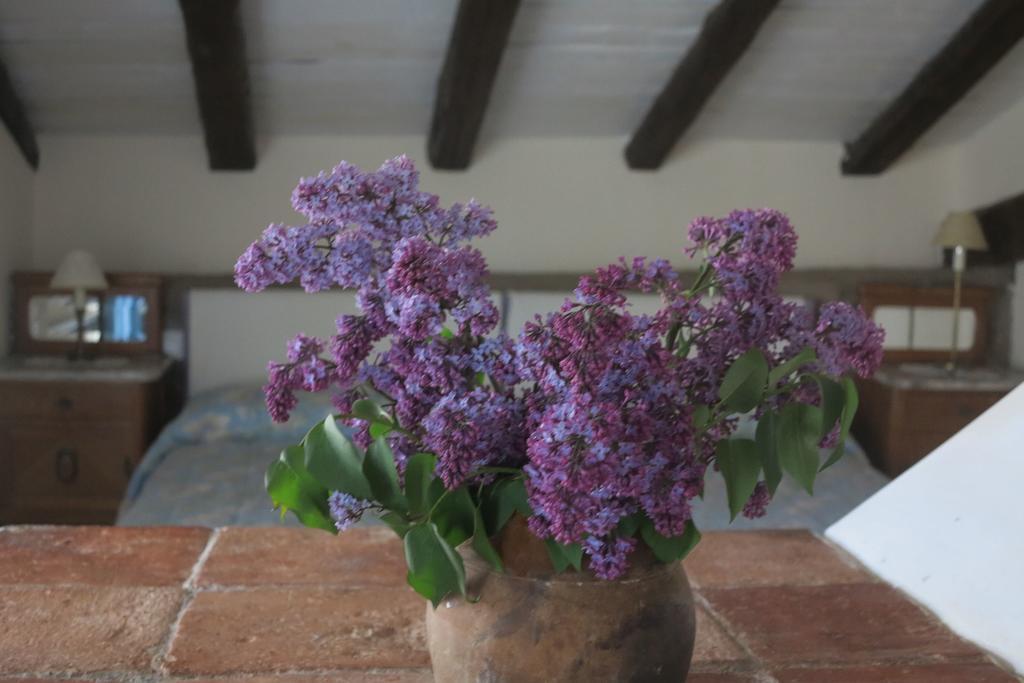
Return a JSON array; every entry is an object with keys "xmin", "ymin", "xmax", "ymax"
[
  {"xmin": 236, "ymin": 156, "xmax": 521, "ymax": 486},
  {"xmin": 517, "ymin": 209, "xmax": 883, "ymax": 578},
  {"xmin": 240, "ymin": 157, "xmax": 885, "ymax": 582},
  {"xmin": 328, "ymin": 491, "xmax": 372, "ymax": 531}
]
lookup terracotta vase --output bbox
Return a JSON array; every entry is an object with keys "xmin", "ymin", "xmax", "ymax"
[{"xmin": 425, "ymin": 517, "xmax": 696, "ymax": 682}]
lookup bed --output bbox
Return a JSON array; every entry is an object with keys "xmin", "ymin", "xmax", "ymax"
[{"xmin": 117, "ymin": 286, "xmax": 890, "ymax": 531}]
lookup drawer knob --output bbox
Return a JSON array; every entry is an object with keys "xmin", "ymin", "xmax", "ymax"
[
  {"xmin": 56, "ymin": 397, "xmax": 74, "ymax": 411},
  {"xmin": 55, "ymin": 448, "xmax": 78, "ymax": 483}
]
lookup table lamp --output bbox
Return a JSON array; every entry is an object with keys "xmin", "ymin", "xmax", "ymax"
[
  {"xmin": 933, "ymin": 212, "xmax": 988, "ymax": 373},
  {"xmin": 50, "ymin": 250, "xmax": 108, "ymax": 359}
]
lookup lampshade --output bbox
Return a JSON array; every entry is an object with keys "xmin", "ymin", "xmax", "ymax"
[
  {"xmin": 50, "ymin": 250, "xmax": 108, "ymax": 290},
  {"xmin": 933, "ymin": 212, "xmax": 988, "ymax": 251}
]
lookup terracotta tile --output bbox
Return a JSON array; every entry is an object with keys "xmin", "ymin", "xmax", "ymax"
[
  {"xmin": 686, "ymin": 530, "xmax": 875, "ymax": 589},
  {"xmin": 0, "ymin": 585, "xmax": 182, "ymax": 673},
  {"xmin": 701, "ymin": 583, "xmax": 984, "ymax": 666},
  {"xmin": 197, "ymin": 527, "xmax": 406, "ymax": 588},
  {"xmin": 163, "ymin": 586, "xmax": 428, "ymax": 675},
  {"xmin": 177, "ymin": 674, "xmax": 432, "ymax": 683},
  {"xmin": 687, "ymin": 675, "xmax": 760, "ymax": 683},
  {"xmin": 773, "ymin": 662, "xmax": 1021, "ymax": 682},
  {"xmin": 693, "ymin": 605, "xmax": 749, "ymax": 665},
  {"xmin": 0, "ymin": 526, "xmax": 210, "ymax": 587}
]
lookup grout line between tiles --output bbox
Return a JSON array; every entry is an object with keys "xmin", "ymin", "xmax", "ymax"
[{"xmin": 149, "ymin": 526, "xmax": 224, "ymax": 675}]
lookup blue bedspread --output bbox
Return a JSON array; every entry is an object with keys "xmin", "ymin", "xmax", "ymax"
[
  {"xmin": 118, "ymin": 385, "xmax": 889, "ymax": 531},
  {"xmin": 118, "ymin": 385, "xmax": 335, "ymax": 526}
]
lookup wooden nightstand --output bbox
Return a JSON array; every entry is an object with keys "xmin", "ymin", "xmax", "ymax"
[
  {"xmin": 0, "ymin": 355, "xmax": 174, "ymax": 524},
  {"xmin": 853, "ymin": 364, "xmax": 1024, "ymax": 477}
]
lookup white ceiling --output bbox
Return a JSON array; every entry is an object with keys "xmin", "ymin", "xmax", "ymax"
[{"xmin": 0, "ymin": 0, "xmax": 1021, "ymax": 148}]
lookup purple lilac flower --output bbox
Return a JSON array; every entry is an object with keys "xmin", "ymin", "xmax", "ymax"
[
  {"xmin": 241, "ymin": 166, "xmax": 884, "ymax": 579},
  {"xmin": 263, "ymin": 362, "xmax": 299, "ymax": 423},
  {"xmin": 583, "ymin": 535, "xmax": 637, "ymax": 580},
  {"xmin": 813, "ymin": 302, "xmax": 885, "ymax": 378},
  {"xmin": 328, "ymin": 491, "xmax": 372, "ymax": 531},
  {"xmin": 422, "ymin": 389, "xmax": 525, "ymax": 489},
  {"xmin": 742, "ymin": 482, "xmax": 771, "ymax": 520}
]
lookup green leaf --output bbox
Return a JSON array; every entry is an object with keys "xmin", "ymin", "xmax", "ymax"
[
  {"xmin": 640, "ymin": 518, "xmax": 701, "ymax": 563},
  {"xmin": 481, "ymin": 478, "xmax": 530, "ymax": 536},
  {"xmin": 351, "ymin": 398, "xmax": 392, "ymax": 424},
  {"xmin": 768, "ymin": 347, "xmax": 817, "ymax": 388},
  {"xmin": 369, "ymin": 421, "xmax": 393, "ymax": 439},
  {"xmin": 838, "ymin": 377, "xmax": 859, "ymax": 438},
  {"xmin": 716, "ymin": 439, "xmax": 762, "ymax": 521},
  {"xmin": 755, "ymin": 412, "xmax": 783, "ymax": 495},
  {"xmin": 404, "ymin": 523, "xmax": 467, "ymax": 607},
  {"xmin": 544, "ymin": 540, "xmax": 583, "ymax": 573},
  {"xmin": 776, "ymin": 403, "xmax": 822, "ymax": 494},
  {"xmin": 404, "ymin": 453, "xmax": 437, "ymax": 517},
  {"xmin": 691, "ymin": 404, "xmax": 711, "ymax": 430},
  {"xmin": 718, "ymin": 348, "xmax": 769, "ymax": 414},
  {"xmin": 432, "ymin": 487, "xmax": 476, "ymax": 547},
  {"xmin": 380, "ymin": 511, "xmax": 410, "ymax": 538},
  {"xmin": 471, "ymin": 505, "xmax": 503, "ymax": 571},
  {"xmin": 265, "ymin": 450, "xmax": 335, "ymax": 532},
  {"xmin": 616, "ymin": 512, "xmax": 643, "ymax": 538},
  {"xmin": 363, "ymin": 437, "xmax": 406, "ymax": 511},
  {"xmin": 303, "ymin": 416, "xmax": 372, "ymax": 500},
  {"xmin": 816, "ymin": 376, "xmax": 846, "ymax": 440},
  {"xmin": 440, "ymin": 327, "xmax": 455, "ymax": 340},
  {"xmin": 820, "ymin": 378, "xmax": 859, "ymax": 472}
]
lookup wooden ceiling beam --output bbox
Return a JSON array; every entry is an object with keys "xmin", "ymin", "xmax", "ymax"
[
  {"xmin": 842, "ymin": 0, "xmax": 1024, "ymax": 176},
  {"xmin": 428, "ymin": 0, "xmax": 521, "ymax": 170},
  {"xmin": 179, "ymin": 0, "xmax": 255, "ymax": 170},
  {"xmin": 624, "ymin": 0, "xmax": 780, "ymax": 170},
  {"xmin": 974, "ymin": 191, "xmax": 1024, "ymax": 265},
  {"xmin": 0, "ymin": 58, "xmax": 38, "ymax": 169}
]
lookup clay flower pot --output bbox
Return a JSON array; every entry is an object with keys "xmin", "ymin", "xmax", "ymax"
[{"xmin": 426, "ymin": 517, "xmax": 696, "ymax": 682}]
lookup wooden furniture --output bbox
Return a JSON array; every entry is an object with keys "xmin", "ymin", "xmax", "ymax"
[
  {"xmin": 1, "ymin": 271, "xmax": 175, "ymax": 524},
  {"xmin": 12, "ymin": 271, "xmax": 162, "ymax": 357},
  {"xmin": 852, "ymin": 282, "xmax": 1022, "ymax": 476},
  {"xmin": 0, "ymin": 356, "xmax": 174, "ymax": 524},
  {"xmin": 856, "ymin": 282, "xmax": 996, "ymax": 366},
  {"xmin": 854, "ymin": 365, "xmax": 1023, "ymax": 478}
]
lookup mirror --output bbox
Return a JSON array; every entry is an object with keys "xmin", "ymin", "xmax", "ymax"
[{"xmin": 28, "ymin": 294, "xmax": 149, "ymax": 343}]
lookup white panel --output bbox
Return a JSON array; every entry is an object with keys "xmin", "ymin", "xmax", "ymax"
[
  {"xmin": 827, "ymin": 384, "xmax": 1024, "ymax": 674},
  {"xmin": 873, "ymin": 305, "xmax": 912, "ymax": 350},
  {"xmin": 912, "ymin": 307, "xmax": 976, "ymax": 352},
  {"xmin": 188, "ymin": 288, "xmax": 357, "ymax": 395}
]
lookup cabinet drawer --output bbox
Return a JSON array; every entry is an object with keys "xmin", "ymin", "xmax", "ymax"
[
  {"xmin": 0, "ymin": 381, "xmax": 145, "ymax": 421},
  {"xmin": 901, "ymin": 390, "xmax": 1002, "ymax": 433},
  {"xmin": 0, "ymin": 421, "xmax": 138, "ymax": 506}
]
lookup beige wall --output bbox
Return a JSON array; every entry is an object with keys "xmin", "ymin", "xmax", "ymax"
[
  {"xmin": 20, "ymin": 127, "xmax": 1024, "ymax": 366},
  {"xmin": 0, "ymin": 133, "xmax": 33, "ymax": 355},
  {"xmin": 29, "ymin": 134, "xmax": 957, "ymax": 276},
  {"xmin": 948, "ymin": 96, "xmax": 1024, "ymax": 367}
]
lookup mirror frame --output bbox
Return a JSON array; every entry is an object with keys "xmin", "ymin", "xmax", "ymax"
[{"xmin": 12, "ymin": 271, "xmax": 163, "ymax": 356}]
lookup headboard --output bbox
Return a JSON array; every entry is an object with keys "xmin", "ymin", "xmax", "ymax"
[
  {"xmin": 174, "ymin": 266, "xmax": 1014, "ymax": 396},
  {"xmin": 184, "ymin": 286, "xmax": 808, "ymax": 396},
  {"xmin": 187, "ymin": 288, "xmax": 359, "ymax": 394}
]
